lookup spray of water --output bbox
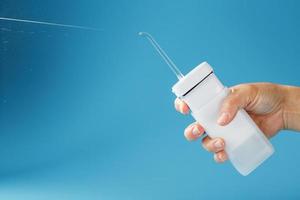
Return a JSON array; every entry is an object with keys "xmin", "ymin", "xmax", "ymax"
[{"xmin": 0, "ymin": 17, "xmax": 101, "ymax": 31}]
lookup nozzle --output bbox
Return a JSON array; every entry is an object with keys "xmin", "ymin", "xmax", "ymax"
[{"xmin": 139, "ymin": 32, "xmax": 184, "ymax": 80}]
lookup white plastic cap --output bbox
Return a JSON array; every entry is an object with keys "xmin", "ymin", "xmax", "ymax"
[{"xmin": 172, "ymin": 62, "xmax": 213, "ymax": 97}]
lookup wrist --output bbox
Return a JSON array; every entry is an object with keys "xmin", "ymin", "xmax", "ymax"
[{"xmin": 281, "ymin": 85, "xmax": 300, "ymax": 131}]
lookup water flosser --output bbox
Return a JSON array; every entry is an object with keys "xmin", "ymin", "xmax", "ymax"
[{"xmin": 140, "ymin": 32, "xmax": 274, "ymax": 176}]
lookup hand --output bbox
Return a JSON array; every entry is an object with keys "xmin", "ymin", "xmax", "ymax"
[{"xmin": 175, "ymin": 83, "xmax": 291, "ymax": 163}]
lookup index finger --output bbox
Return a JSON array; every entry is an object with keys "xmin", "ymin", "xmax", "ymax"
[{"xmin": 174, "ymin": 98, "xmax": 190, "ymax": 115}]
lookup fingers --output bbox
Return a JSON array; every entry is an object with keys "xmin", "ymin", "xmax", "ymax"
[
  {"xmin": 202, "ymin": 136, "xmax": 225, "ymax": 152},
  {"xmin": 202, "ymin": 135, "xmax": 228, "ymax": 163},
  {"xmin": 214, "ymin": 151, "xmax": 228, "ymax": 163},
  {"xmin": 184, "ymin": 123, "xmax": 205, "ymax": 141},
  {"xmin": 217, "ymin": 84, "xmax": 257, "ymax": 126},
  {"xmin": 174, "ymin": 98, "xmax": 190, "ymax": 115},
  {"xmin": 174, "ymin": 94, "xmax": 232, "ymax": 163},
  {"xmin": 182, "ymin": 120, "xmax": 228, "ymax": 163}
]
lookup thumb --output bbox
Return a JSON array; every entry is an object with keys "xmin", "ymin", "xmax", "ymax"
[{"xmin": 217, "ymin": 84, "xmax": 257, "ymax": 126}]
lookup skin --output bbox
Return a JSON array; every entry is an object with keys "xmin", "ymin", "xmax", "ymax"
[{"xmin": 174, "ymin": 83, "xmax": 300, "ymax": 163}]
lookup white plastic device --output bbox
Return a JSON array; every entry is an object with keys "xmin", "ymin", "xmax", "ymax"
[
  {"xmin": 172, "ymin": 62, "xmax": 274, "ymax": 175},
  {"xmin": 140, "ymin": 32, "xmax": 274, "ymax": 176}
]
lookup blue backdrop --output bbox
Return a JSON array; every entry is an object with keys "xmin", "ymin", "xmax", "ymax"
[{"xmin": 1, "ymin": 0, "xmax": 300, "ymax": 199}]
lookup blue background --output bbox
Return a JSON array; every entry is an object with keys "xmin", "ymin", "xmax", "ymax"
[{"xmin": 1, "ymin": 0, "xmax": 300, "ymax": 199}]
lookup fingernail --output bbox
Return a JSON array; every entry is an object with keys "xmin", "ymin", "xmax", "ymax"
[
  {"xmin": 179, "ymin": 103, "xmax": 186, "ymax": 114},
  {"xmin": 218, "ymin": 154, "xmax": 224, "ymax": 162},
  {"xmin": 174, "ymin": 102, "xmax": 179, "ymax": 111},
  {"xmin": 214, "ymin": 140, "xmax": 224, "ymax": 149},
  {"xmin": 184, "ymin": 130, "xmax": 193, "ymax": 141},
  {"xmin": 217, "ymin": 112, "xmax": 229, "ymax": 125},
  {"xmin": 192, "ymin": 126, "xmax": 201, "ymax": 136}
]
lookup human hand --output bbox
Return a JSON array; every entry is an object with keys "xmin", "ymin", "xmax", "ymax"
[{"xmin": 175, "ymin": 83, "xmax": 289, "ymax": 163}]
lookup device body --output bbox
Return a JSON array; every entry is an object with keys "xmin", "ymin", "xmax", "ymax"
[{"xmin": 172, "ymin": 62, "xmax": 274, "ymax": 176}]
